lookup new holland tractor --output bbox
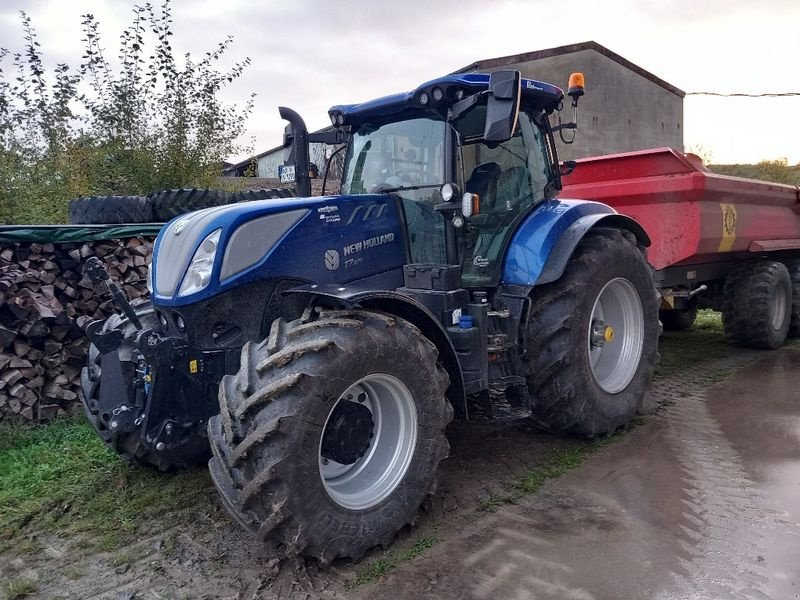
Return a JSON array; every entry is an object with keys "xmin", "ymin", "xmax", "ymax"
[{"xmin": 81, "ymin": 70, "xmax": 659, "ymax": 562}]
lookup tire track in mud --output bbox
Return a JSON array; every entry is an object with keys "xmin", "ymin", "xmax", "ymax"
[{"xmin": 653, "ymin": 350, "xmax": 797, "ymax": 600}]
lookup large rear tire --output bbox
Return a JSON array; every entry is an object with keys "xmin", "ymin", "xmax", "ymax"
[
  {"xmin": 721, "ymin": 261, "xmax": 792, "ymax": 349},
  {"xmin": 786, "ymin": 259, "xmax": 800, "ymax": 338},
  {"xmin": 80, "ymin": 303, "xmax": 210, "ymax": 471},
  {"xmin": 207, "ymin": 308, "xmax": 452, "ymax": 562},
  {"xmin": 525, "ymin": 228, "xmax": 659, "ymax": 437}
]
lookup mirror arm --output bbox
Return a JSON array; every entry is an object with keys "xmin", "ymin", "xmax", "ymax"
[{"xmin": 447, "ymin": 91, "xmax": 487, "ymax": 122}]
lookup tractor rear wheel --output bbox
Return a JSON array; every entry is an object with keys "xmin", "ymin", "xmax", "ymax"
[
  {"xmin": 787, "ymin": 259, "xmax": 800, "ymax": 338},
  {"xmin": 660, "ymin": 304, "xmax": 698, "ymax": 331},
  {"xmin": 207, "ymin": 308, "xmax": 452, "ymax": 562},
  {"xmin": 721, "ymin": 261, "xmax": 792, "ymax": 349},
  {"xmin": 80, "ymin": 303, "xmax": 210, "ymax": 470},
  {"xmin": 525, "ymin": 228, "xmax": 659, "ymax": 437}
]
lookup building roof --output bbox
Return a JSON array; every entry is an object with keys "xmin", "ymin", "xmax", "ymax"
[{"xmin": 454, "ymin": 41, "xmax": 685, "ymax": 98}]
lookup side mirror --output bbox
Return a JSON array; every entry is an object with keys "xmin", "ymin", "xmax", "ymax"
[{"xmin": 484, "ymin": 70, "xmax": 521, "ymax": 143}]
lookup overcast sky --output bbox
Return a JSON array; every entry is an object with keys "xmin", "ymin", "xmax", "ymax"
[{"xmin": 1, "ymin": 0, "xmax": 798, "ymax": 165}]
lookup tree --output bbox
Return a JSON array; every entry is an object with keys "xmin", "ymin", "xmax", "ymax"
[{"xmin": 0, "ymin": 1, "xmax": 253, "ymax": 224}]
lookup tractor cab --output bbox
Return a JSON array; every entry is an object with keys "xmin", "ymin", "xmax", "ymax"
[{"xmin": 331, "ymin": 71, "xmax": 577, "ymax": 287}]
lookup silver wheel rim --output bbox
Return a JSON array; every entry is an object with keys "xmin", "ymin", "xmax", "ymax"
[
  {"xmin": 319, "ymin": 374, "xmax": 417, "ymax": 511},
  {"xmin": 770, "ymin": 284, "xmax": 788, "ymax": 330},
  {"xmin": 587, "ymin": 277, "xmax": 645, "ymax": 394}
]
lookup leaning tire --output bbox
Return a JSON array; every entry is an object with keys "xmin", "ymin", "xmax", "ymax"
[
  {"xmin": 525, "ymin": 228, "xmax": 659, "ymax": 437},
  {"xmin": 231, "ymin": 188, "xmax": 295, "ymax": 203},
  {"xmin": 69, "ymin": 195, "xmax": 153, "ymax": 224},
  {"xmin": 722, "ymin": 261, "xmax": 792, "ymax": 348},
  {"xmin": 207, "ymin": 308, "xmax": 452, "ymax": 562},
  {"xmin": 80, "ymin": 303, "xmax": 210, "ymax": 470},
  {"xmin": 786, "ymin": 259, "xmax": 800, "ymax": 338},
  {"xmin": 660, "ymin": 304, "xmax": 698, "ymax": 331},
  {"xmin": 149, "ymin": 188, "xmax": 230, "ymax": 221}
]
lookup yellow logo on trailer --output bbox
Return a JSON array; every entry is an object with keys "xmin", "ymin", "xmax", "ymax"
[{"xmin": 718, "ymin": 203, "xmax": 737, "ymax": 252}]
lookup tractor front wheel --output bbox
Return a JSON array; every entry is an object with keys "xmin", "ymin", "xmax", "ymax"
[
  {"xmin": 207, "ymin": 308, "xmax": 452, "ymax": 562},
  {"xmin": 525, "ymin": 228, "xmax": 660, "ymax": 437}
]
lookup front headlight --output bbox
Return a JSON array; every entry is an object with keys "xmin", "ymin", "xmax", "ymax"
[
  {"xmin": 177, "ymin": 229, "xmax": 221, "ymax": 297},
  {"xmin": 146, "ymin": 262, "xmax": 153, "ymax": 294}
]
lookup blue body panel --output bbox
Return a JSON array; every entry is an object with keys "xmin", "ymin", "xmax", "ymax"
[
  {"xmin": 501, "ymin": 199, "xmax": 616, "ymax": 286},
  {"xmin": 152, "ymin": 194, "xmax": 407, "ymax": 307}
]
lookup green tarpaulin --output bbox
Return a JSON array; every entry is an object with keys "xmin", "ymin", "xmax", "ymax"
[{"xmin": 0, "ymin": 224, "xmax": 164, "ymax": 244}]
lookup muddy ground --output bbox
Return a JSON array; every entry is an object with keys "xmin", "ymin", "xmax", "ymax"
[{"xmin": 2, "ymin": 335, "xmax": 797, "ymax": 599}]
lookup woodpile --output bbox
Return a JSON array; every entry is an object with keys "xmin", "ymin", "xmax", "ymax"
[{"xmin": 0, "ymin": 237, "xmax": 153, "ymax": 422}]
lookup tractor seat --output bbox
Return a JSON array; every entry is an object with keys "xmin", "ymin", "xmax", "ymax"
[{"xmin": 465, "ymin": 162, "xmax": 501, "ymax": 212}]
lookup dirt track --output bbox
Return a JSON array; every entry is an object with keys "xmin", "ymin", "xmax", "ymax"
[{"xmin": 4, "ymin": 340, "xmax": 798, "ymax": 599}]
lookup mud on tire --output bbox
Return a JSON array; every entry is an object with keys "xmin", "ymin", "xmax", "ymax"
[
  {"xmin": 80, "ymin": 303, "xmax": 210, "ymax": 471},
  {"xmin": 721, "ymin": 261, "xmax": 792, "ymax": 349},
  {"xmin": 525, "ymin": 228, "xmax": 660, "ymax": 437},
  {"xmin": 207, "ymin": 308, "xmax": 452, "ymax": 562},
  {"xmin": 69, "ymin": 195, "xmax": 153, "ymax": 224}
]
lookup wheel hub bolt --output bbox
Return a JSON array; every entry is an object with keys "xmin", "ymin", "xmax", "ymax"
[
  {"xmin": 156, "ymin": 442, "xmax": 165, "ymax": 451},
  {"xmin": 110, "ymin": 421, "xmax": 118, "ymax": 430}
]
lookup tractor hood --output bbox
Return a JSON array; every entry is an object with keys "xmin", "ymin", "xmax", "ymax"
[{"xmin": 151, "ymin": 194, "xmax": 407, "ymax": 307}]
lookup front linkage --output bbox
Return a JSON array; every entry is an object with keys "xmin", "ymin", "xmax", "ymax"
[{"xmin": 81, "ymin": 258, "xmax": 225, "ymax": 469}]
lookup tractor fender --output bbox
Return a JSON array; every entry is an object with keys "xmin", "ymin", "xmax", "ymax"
[
  {"xmin": 284, "ymin": 285, "xmax": 468, "ymax": 419},
  {"xmin": 502, "ymin": 199, "xmax": 650, "ymax": 287}
]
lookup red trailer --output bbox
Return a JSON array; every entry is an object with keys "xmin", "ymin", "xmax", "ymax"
[{"xmin": 562, "ymin": 147, "xmax": 800, "ymax": 347}]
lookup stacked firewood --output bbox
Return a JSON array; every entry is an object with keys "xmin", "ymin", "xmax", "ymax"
[{"xmin": 0, "ymin": 237, "xmax": 154, "ymax": 421}]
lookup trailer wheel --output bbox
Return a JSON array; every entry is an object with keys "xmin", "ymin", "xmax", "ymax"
[
  {"xmin": 722, "ymin": 261, "xmax": 792, "ymax": 348},
  {"xmin": 208, "ymin": 308, "xmax": 452, "ymax": 562},
  {"xmin": 525, "ymin": 228, "xmax": 659, "ymax": 437},
  {"xmin": 660, "ymin": 304, "xmax": 698, "ymax": 331},
  {"xmin": 80, "ymin": 303, "xmax": 210, "ymax": 470},
  {"xmin": 787, "ymin": 259, "xmax": 800, "ymax": 338}
]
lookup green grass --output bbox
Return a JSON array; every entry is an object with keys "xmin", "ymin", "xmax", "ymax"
[
  {"xmin": 655, "ymin": 310, "xmax": 729, "ymax": 377},
  {"xmin": 1, "ymin": 577, "xmax": 37, "ymax": 600},
  {"xmin": 351, "ymin": 535, "xmax": 441, "ymax": 588},
  {"xmin": 0, "ymin": 417, "xmax": 211, "ymax": 555}
]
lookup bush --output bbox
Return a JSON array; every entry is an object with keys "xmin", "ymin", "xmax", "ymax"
[{"xmin": 0, "ymin": 1, "xmax": 253, "ymax": 224}]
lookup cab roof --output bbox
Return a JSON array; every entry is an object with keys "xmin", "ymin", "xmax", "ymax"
[{"xmin": 328, "ymin": 73, "xmax": 564, "ymax": 129}]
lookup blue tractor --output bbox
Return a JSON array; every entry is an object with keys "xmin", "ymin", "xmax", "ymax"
[{"xmin": 81, "ymin": 70, "xmax": 659, "ymax": 561}]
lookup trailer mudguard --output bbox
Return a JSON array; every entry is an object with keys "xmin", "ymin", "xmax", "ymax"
[
  {"xmin": 284, "ymin": 285, "xmax": 468, "ymax": 419},
  {"xmin": 502, "ymin": 199, "xmax": 650, "ymax": 286}
]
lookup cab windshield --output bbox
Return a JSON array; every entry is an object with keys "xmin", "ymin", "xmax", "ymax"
[{"xmin": 341, "ymin": 117, "xmax": 448, "ymax": 264}]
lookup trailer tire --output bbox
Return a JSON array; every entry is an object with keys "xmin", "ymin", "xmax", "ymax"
[
  {"xmin": 207, "ymin": 308, "xmax": 452, "ymax": 562},
  {"xmin": 722, "ymin": 261, "xmax": 792, "ymax": 348},
  {"xmin": 786, "ymin": 259, "xmax": 800, "ymax": 338},
  {"xmin": 68, "ymin": 195, "xmax": 153, "ymax": 224},
  {"xmin": 149, "ymin": 188, "xmax": 230, "ymax": 221},
  {"xmin": 525, "ymin": 228, "xmax": 659, "ymax": 437},
  {"xmin": 80, "ymin": 303, "xmax": 210, "ymax": 471},
  {"xmin": 660, "ymin": 304, "xmax": 698, "ymax": 331}
]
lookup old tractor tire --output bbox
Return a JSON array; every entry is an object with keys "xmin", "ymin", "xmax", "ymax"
[
  {"xmin": 786, "ymin": 259, "xmax": 800, "ymax": 338},
  {"xmin": 525, "ymin": 228, "xmax": 660, "ymax": 437},
  {"xmin": 660, "ymin": 304, "xmax": 698, "ymax": 331},
  {"xmin": 149, "ymin": 188, "xmax": 230, "ymax": 221},
  {"xmin": 80, "ymin": 303, "xmax": 210, "ymax": 471},
  {"xmin": 231, "ymin": 188, "xmax": 295, "ymax": 203},
  {"xmin": 68, "ymin": 195, "xmax": 153, "ymax": 224},
  {"xmin": 722, "ymin": 261, "xmax": 793, "ymax": 348},
  {"xmin": 207, "ymin": 308, "xmax": 452, "ymax": 563}
]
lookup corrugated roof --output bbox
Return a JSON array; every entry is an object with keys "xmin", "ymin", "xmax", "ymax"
[{"xmin": 454, "ymin": 41, "xmax": 684, "ymax": 98}]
